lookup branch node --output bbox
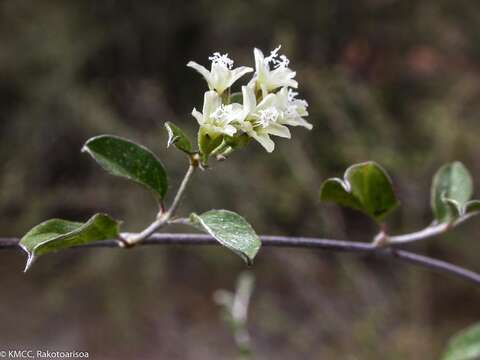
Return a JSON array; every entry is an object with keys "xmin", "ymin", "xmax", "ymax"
[
  {"xmin": 117, "ymin": 235, "xmax": 135, "ymax": 249},
  {"xmin": 372, "ymin": 230, "xmax": 390, "ymax": 248},
  {"xmin": 189, "ymin": 153, "xmax": 202, "ymax": 168}
]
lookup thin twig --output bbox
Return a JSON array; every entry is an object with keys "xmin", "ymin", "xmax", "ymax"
[
  {"xmin": 165, "ymin": 163, "xmax": 196, "ymax": 219},
  {"xmin": 124, "ymin": 163, "xmax": 196, "ymax": 245},
  {"xmin": 387, "ymin": 213, "xmax": 475, "ymax": 245},
  {"xmin": 2, "ymin": 234, "xmax": 479, "ymax": 286}
]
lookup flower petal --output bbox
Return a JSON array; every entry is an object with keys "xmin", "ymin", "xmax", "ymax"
[
  {"xmin": 269, "ymin": 68, "xmax": 298, "ymax": 89},
  {"xmin": 285, "ymin": 116, "xmax": 313, "ymax": 130},
  {"xmin": 253, "ymin": 48, "xmax": 265, "ymax": 72},
  {"xmin": 230, "ymin": 66, "xmax": 254, "ymax": 87},
  {"xmin": 210, "ymin": 63, "xmax": 231, "ymax": 94},
  {"xmin": 247, "ymin": 75, "xmax": 257, "ymax": 89},
  {"xmin": 267, "ymin": 123, "xmax": 291, "ymax": 138},
  {"xmin": 242, "ymin": 85, "xmax": 257, "ymax": 117},
  {"xmin": 250, "ymin": 131, "xmax": 275, "ymax": 152},
  {"xmin": 187, "ymin": 61, "xmax": 212, "ymax": 89},
  {"xmin": 191, "ymin": 108, "xmax": 204, "ymax": 124},
  {"xmin": 202, "ymin": 90, "xmax": 222, "ymax": 117},
  {"xmin": 257, "ymin": 93, "xmax": 277, "ymax": 110}
]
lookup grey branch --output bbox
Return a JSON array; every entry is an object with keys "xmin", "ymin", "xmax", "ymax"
[{"xmin": 1, "ymin": 234, "xmax": 480, "ymax": 286}]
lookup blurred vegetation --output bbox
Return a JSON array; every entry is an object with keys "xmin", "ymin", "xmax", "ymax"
[{"xmin": 1, "ymin": 0, "xmax": 480, "ymax": 358}]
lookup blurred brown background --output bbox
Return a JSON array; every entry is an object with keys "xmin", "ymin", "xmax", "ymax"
[{"xmin": 1, "ymin": 0, "xmax": 480, "ymax": 359}]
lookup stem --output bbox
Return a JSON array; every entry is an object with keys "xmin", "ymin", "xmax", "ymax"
[
  {"xmin": 387, "ymin": 223, "xmax": 449, "ymax": 245},
  {"xmin": 2, "ymin": 234, "xmax": 480, "ymax": 286},
  {"xmin": 168, "ymin": 217, "xmax": 191, "ymax": 225},
  {"xmin": 165, "ymin": 163, "xmax": 196, "ymax": 220},
  {"xmin": 383, "ymin": 213, "xmax": 476, "ymax": 245},
  {"xmin": 124, "ymin": 162, "xmax": 196, "ymax": 245},
  {"xmin": 123, "ymin": 217, "xmax": 166, "ymax": 246}
]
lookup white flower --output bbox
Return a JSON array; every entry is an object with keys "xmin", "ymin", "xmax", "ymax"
[
  {"xmin": 192, "ymin": 91, "xmax": 242, "ymax": 137},
  {"xmin": 239, "ymin": 86, "xmax": 291, "ymax": 152},
  {"xmin": 274, "ymin": 87, "xmax": 312, "ymax": 130},
  {"xmin": 187, "ymin": 52, "xmax": 253, "ymax": 95},
  {"xmin": 249, "ymin": 45, "xmax": 298, "ymax": 97}
]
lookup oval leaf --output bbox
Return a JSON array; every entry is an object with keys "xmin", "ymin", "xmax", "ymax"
[
  {"xmin": 442, "ymin": 322, "xmax": 480, "ymax": 360},
  {"xmin": 431, "ymin": 162, "xmax": 473, "ymax": 223},
  {"xmin": 189, "ymin": 210, "xmax": 261, "ymax": 265},
  {"xmin": 320, "ymin": 161, "xmax": 399, "ymax": 223},
  {"xmin": 466, "ymin": 200, "xmax": 480, "ymax": 215},
  {"xmin": 83, "ymin": 135, "xmax": 168, "ymax": 200},
  {"xmin": 20, "ymin": 214, "xmax": 120, "ymax": 272},
  {"xmin": 165, "ymin": 121, "xmax": 194, "ymax": 154}
]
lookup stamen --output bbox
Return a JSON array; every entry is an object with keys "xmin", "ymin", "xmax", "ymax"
[
  {"xmin": 212, "ymin": 105, "xmax": 234, "ymax": 124},
  {"xmin": 287, "ymin": 89, "xmax": 308, "ymax": 108},
  {"xmin": 265, "ymin": 45, "xmax": 290, "ymax": 69},
  {"xmin": 209, "ymin": 52, "xmax": 234, "ymax": 69},
  {"xmin": 287, "ymin": 89, "xmax": 299, "ymax": 102},
  {"xmin": 257, "ymin": 107, "xmax": 280, "ymax": 128},
  {"xmin": 265, "ymin": 45, "xmax": 282, "ymax": 64},
  {"xmin": 275, "ymin": 55, "xmax": 290, "ymax": 68}
]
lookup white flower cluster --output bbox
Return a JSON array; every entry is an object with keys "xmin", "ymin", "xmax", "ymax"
[{"xmin": 187, "ymin": 46, "xmax": 312, "ymax": 154}]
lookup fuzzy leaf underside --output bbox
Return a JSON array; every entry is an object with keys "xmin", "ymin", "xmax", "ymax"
[{"xmin": 431, "ymin": 162, "xmax": 473, "ymax": 222}]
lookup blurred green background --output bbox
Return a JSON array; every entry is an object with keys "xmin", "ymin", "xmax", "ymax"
[{"xmin": 1, "ymin": 0, "xmax": 480, "ymax": 358}]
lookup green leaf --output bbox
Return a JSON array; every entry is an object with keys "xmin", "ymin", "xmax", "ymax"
[
  {"xmin": 165, "ymin": 121, "xmax": 194, "ymax": 154},
  {"xmin": 431, "ymin": 162, "xmax": 473, "ymax": 222},
  {"xmin": 319, "ymin": 161, "xmax": 399, "ymax": 223},
  {"xmin": 443, "ymin": 197, "xmax": 462, "ymax": 219},
  {"xmin": 20, "ymin": 214, "xmax": 120, "ymax": 272},
  {"xmin": 83, "ymin": 135, "xmax": 168, "ymax": 200},
  {"xmin": 189, "ymin": 210, "xmax": 261, "ymax": 265},
  {"xmin": 466, "ymin": 200, "xmax": 480, "ymax": 215},
  {"xmin": 442, "ymin": 322, "xmax": 480, "ymax": 360}
]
